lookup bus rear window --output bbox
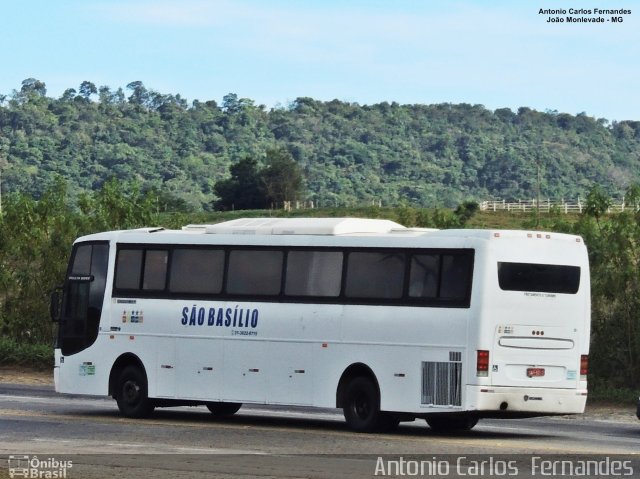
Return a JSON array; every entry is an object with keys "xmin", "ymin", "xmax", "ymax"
[{"xmin": 498, "ymin": 262, "xmax": 580, "ymax": 294}]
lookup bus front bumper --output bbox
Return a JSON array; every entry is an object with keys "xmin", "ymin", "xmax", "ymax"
[{"xmin": 469, "ymin": 385, "xmax": 588, "ymax": 416}]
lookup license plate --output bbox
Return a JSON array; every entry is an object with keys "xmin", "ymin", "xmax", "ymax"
[{"xmin": 527, "ymin": 367, "xmax": 545, "ymax": 378}]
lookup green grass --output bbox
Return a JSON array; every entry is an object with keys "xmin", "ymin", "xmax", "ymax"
[
  {"xmin": 0, "ymin": 338, "xmax": 53, "ymax": 369},
  {"xmin": 586, "ymin": 378, "xmax": 639, "ymax": 405}
]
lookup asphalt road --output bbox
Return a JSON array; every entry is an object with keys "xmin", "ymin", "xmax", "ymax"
[{"xmin": 0, "ymin": 383, "xmax": 638, "ymax": 478}]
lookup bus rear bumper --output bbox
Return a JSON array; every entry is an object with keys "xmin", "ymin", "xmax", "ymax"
[{"xmin": 468, "ymin": 385, "xmax": 587, "ymax": 416}]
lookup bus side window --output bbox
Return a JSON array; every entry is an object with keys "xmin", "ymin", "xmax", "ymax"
[
  {"xmin": 409, "ymin": 254, "xmax": 439, "ymax": 298},
  {"xmin": 439, "ymin": 254, "xmax": 471, "ymax": 299},
  {"xmin": 115, "ymin": 250, "xmax": 143, "ymax": 290},
  {"xmin": 345, "ymin": 252, "xmax": 404, "ymax": 299},
  {"xmin": 285, "ymin": 251, "xmax": 343, "ymax": 297},
  {"xmin": 169, "ymin": 248, "xmax": 224, "ymax": 294},
  {"xmin": 227, "ymin": 250, "xmax": 283, "ymax": 296},
  {"xmin": 142, "ymin": 250, "xmax": 169, "ymax": 290}
]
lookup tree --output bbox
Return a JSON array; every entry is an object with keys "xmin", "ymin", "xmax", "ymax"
[
  {"xmin": 60, "ymin": 88, "xmax": 77, "ymax": 102},
  {"xmin": 453, "ymin": 201, "xmax": 479, "ymax": 225},
  {"xmin": 584, "ymin": 185, "xmax": 612, "ymax": 227},
  {"xmin": 213, "ymin": 158, "xmax": 267, "ymax": 210},
  {"xmin": 261, "ymin": 148, "xmax": 304, "ymax": 206},
  {"xmin": 222, "ymin": 93, "xmax": 240, "ymax": 113},
  {"xmin": 79, "ymin": 81, "xmax": 97, "ymax": 100},
  {"xmin": 0, "ymin": 178, "xmax": 160, "ymax": 344},
  {"xmin": 126, "ymin": 81, "xmax": 149, "ymax": 106},
  {"xmin": 1, "ymin": 78, "xmax": 640, "ymax": 209},
  {"xmin": 575, "ymin": 183, "xmax": 640, "ymax": 390},
  {"xmin": 20, "ymin": 78, "xmax": 47, "ymax": 97}
]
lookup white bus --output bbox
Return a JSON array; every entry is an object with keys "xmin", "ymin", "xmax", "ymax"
[{"xmin": 51, "ymin": 217, "xmax": 590, "ymax": 433}]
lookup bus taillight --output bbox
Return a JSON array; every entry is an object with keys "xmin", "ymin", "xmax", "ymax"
[
  {"xmin": 477, "ymin": 350, "xmax": 490, "ymax": 377},
  {"xmin": 580, "ymin": 355, "xmax": 588, "ymax": 379}
]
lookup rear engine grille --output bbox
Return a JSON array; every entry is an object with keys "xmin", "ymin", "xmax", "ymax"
[{"xmin": 421, "ymin": 355, "xmax": 462, "ymax": 406}]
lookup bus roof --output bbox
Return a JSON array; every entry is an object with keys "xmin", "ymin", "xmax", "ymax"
[
  {"xmin": 178, "ymin": 219, "xmax": 581, "ymax": 242},
  {"xmin": 74, "ymin": 218, "xmax": 584, "ymax": 245},
  {"xmin": 182, "ymin": 217, "xmax": 428, "ymax": 236}
]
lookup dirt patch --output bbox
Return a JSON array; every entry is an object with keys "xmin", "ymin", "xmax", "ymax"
[
  {"xmin": 581, "ymin": 403, "xmax": 638, "ymax": 423},
  {"xmin": 0, "ymin": 366, "xmax": 53, "ymax": 386}
]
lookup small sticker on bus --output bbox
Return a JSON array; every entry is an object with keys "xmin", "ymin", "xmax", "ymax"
[
  {"xmin": 79, "ymin": 363, "xmax": 95, "ymax": 376},
  {"xmin": 524, "ymin": 292, "xmax": 557, "ymax": 299},
  {"xmin": 121, "ymin": 310, "xmax": 144, "ymax": 323}
]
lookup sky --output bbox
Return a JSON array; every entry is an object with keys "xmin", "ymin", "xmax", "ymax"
[{"xmin": 2, "ymin": 0, "xmax": 639, "ymax": 121}]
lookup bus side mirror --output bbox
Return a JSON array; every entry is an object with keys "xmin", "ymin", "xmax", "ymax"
[{"xmin": 50, "ymin": 286, "xmax": 62, "ymax": 322}]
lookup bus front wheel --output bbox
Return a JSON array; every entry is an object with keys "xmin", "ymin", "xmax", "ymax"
[
  {"xmin": 206, "ymin": 402, "xmax": 242, "ymax": 417},
  {"xmin": 115, "ymin": 365, "xmax": 154, "ymax": 418}
]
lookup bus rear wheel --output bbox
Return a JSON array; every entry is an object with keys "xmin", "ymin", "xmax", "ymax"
[
  {"xmin": 115, "ymin": 365, "xmax": 154, "ymax": 418},
  {"xmin": 206, "ymin": 402, "xmax": 242, "ymax": 417},
  {"xmin": 343, "ymin": 376, "xmax": 393, "ymax": 433},
  {"xmin": 426, "ymin": 415, "xmax": 478, "ymax": 433}
]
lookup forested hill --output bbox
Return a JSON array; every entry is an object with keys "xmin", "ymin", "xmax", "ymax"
[{"xmin": 1, "ymin": 79, "xmax": 639, "ymax": 210}]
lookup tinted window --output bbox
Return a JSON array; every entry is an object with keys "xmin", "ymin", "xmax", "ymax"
[
  {"xmin": 143, "ymin": 250, "xmax": 168, "ymax": 290},
  {"xmin": 227, "ymin": 250, "xmax": 283, "ymax": 295},
  {"xmin": 115, "ymin": 250, "xmax": 143, "ymax": 289},
  {"xmin": 71, "ymin": 245, "xmax": 92, "ymax": 275},
  {"xmin": 409, "ymin": 254, "xmax": 439, "ymax": 298},
  {"xmin": 440, "ymin": 254, "xmax": 472, "ymax": 299},
  {"xmin": 345, "ymin": 252, "xmax": 404, "ymax": 299},
  {"xmin": 285, "ymin": 251, "xmax": 343, "ymax": 297},
  {"xmin": 89, "ymin": 244, "xmax": 109, "ymax": 310},
  {"xmin": 170, "ymin": 249, "xmax": 224, "ymax": 294},
  {"xmin": 60, "ymin": 242, "xmax": 109, "ymax": 356},
  {"xmin": 498, "ymin": 262, "xmax": 580, "ymax": 294}
]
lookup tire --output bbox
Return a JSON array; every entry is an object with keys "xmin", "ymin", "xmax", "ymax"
[
  {"xmin": 343, "ymin": 376, "xmax": 384, "ymax": 433},
  {"xmin": 426, "ymin": 415, "xmax": 478, "ymax": 433},
  {"xmin": 115, "ymin": 365, "xmax": 154, "ymax": 418},
  {"xmin": 206, "ymin": 402, "xmax": 242, "ymax": 417}
]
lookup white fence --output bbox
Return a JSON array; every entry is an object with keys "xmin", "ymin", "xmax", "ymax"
[{"xmin": 479, "ymin": 199, "xmax": 637, "ymax": 214}]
